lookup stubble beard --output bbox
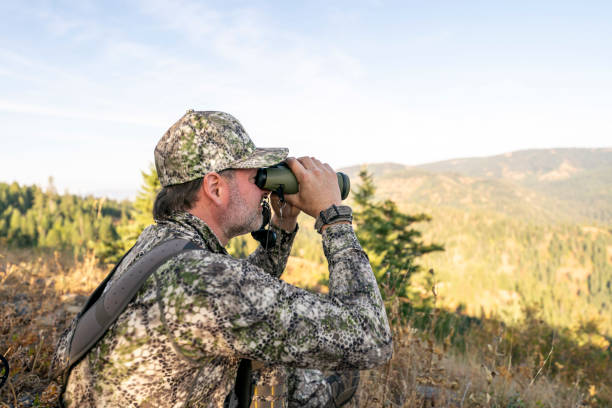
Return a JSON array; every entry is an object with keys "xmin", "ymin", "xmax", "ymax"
[{"xmin": 221, "ymin": 182, "xmax": 263, "ymax": 239}]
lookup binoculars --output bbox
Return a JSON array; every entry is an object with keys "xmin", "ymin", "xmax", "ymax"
[{"xmin": 255, "ymin": 163, "xmax": 350, "ymax": 200}]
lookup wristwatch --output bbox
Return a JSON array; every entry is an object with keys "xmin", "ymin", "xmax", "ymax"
[{"xmin": 314, "ymin": 205, "xmax": 353, "ymax": 234}]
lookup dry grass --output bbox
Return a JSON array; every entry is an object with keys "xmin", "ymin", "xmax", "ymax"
[
  {"xmin": 0, "ymin": 247, "xmax": 110, "ymax": 407},
  {"xmin": 0, "ymin": 248, "xmax": 608, "ymax": 407},
  {"xmin": 354, "ymin": 317, "xmax": 606, "ymax": 407}
]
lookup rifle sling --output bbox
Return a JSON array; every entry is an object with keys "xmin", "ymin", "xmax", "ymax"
[
  {"xmin": 67, "ymin": 237, "xmax": 258, "ymax": 408},
  {"xmin": 68, "ymin": 238, "xmax": 200, "ymax": 366}
]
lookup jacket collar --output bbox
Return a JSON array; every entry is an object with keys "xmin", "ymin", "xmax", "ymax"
[{"xmin": 162, "ymin": 211, "xmax": 228, "ymax": 255}]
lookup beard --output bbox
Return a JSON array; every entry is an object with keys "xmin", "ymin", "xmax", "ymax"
[{"xmin": 220, "ymin": 183, "xmax": 263, "ymax": 239}]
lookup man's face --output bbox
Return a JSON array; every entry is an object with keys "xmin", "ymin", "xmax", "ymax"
[{"xmin": 220, "ymin": 168, "xmax": 268, "ymax": 238}]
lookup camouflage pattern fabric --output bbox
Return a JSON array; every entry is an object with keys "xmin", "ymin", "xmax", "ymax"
[
  {"xmin": 53, "ymin": 211, "xmax": 392, "ymax": 407},
  {"xmin": 284, "ymin": 368, "xmax": 359, "ymax": 408},
  {"xmin": 155, "ymin": 111, "xmax": 288, "ymax": 187},
  {"xmin": 287, "ymin": 368, "xmax": 333, "ymax": 408}
]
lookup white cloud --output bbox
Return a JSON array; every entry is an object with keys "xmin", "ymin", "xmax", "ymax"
[{"xmin": 135, "ymin": 0, "xmax": 366, "ymax": 86}]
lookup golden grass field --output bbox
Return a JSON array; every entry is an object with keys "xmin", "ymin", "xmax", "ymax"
[{"xmin": 0, "ymin": 247, "xmax": 608, "ymax": 407}]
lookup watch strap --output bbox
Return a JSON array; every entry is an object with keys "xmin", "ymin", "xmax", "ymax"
[{"xmin": 314, "ymin": 205, "xmax": 352, "ymax": 234}]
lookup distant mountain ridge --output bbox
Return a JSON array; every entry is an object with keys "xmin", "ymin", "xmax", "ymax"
[
  {"xmin": 340, "ymin": 148, "xmax": 612, "ymax": 224},
  {"xmin": 418, "ymin": 148, "xmax": 612, "ymax": 181}
]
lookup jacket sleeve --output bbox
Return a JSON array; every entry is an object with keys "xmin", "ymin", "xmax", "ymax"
[
  {"xmin": 156, "ymin": 223, "xmax": 393, "ymax": 371},
  {"xmin": 245, "ymin": 223, "xmax": 298, "ymax": 278}
]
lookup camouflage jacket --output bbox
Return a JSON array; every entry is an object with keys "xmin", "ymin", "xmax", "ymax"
[{"xmin": 54, "ymin": 211, "xmax": 392, "ymax": 407}]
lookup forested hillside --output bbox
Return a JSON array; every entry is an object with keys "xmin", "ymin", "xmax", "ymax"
[
  {"xmin": 0, "ymin": 181, "xmax": 131, "ymax": 260},
  {"xmin": 340, "ymin": 148, "xmax": 612, "ymax": 337}
]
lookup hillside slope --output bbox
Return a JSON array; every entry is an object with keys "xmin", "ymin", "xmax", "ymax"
[
  {"xmin": 418, "ymin": 148, "xmax": 612, "ymax": 223},
  {"xmin": 339, "ymin": 149, "xmax": 612, "ymax": 336}
]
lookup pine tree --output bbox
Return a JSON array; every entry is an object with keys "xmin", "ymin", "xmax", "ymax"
[
  {"xmin": 8, "ymin": 207, "xmax": 23, "ymax": 244},
  {"xmin": 135, "ymin": 163, "xmax": 161, "ymax": 224},
  {"xmin": 117, "ymin": 163, "xmax": 161, "ymax": 252},
  {"xmin": 353, "ymin": 168, "xmax": 443, "ymax": 306}
]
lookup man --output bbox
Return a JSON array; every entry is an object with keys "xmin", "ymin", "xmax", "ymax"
[{"xmin": 53, "ymin": 110, "xmax": 392, "ymax": 407}]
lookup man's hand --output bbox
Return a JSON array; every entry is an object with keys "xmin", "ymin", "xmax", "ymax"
[
  {"xmin": 270, "ymin": 194, "xmax": 300, "ymax": 232},
  {"xmin": 283, "ymin": 157, "xmax": 342, "ymax": 219}
]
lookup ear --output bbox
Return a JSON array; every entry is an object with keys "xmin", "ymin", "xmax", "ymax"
[{"xmin": 201, "ymin": 172, "xmax": 228, "ymax": 206}]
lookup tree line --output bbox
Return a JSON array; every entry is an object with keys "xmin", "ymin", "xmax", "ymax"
[{"xmin": 0, "ymin": 180, "xmax": 130, "ymax": 260}]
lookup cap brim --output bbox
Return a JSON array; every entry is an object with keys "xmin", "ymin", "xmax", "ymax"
[{"xmin": 229, "ymin": 147, "xmax": 289, "ymax": 169}]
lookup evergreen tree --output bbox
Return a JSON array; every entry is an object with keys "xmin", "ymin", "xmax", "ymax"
[
  {"xmin": 8, "ymin": 208, "xmax": 23, "ymax": 244},
  {"xmin": 116, "ymin": 163, "xmax": 160, "ymax": 252},
  {"xmin": 353, "ymin": 168, "xmax": 443, "ymax": 307},
  {"xmin": 46, "ymin": 220, "xmax": 63, "ymax": 248},
  {"xmin": 134, "ymin": 163, "xmax": 161, "ymax": 224}
]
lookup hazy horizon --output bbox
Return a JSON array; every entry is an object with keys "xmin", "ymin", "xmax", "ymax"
[{"xmin": 2, "ymin": 146, "xmax": 610, "ymax": 200}]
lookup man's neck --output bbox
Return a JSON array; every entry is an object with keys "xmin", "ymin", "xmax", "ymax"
[{"xmin": 187, "ymin": 208, "xmax": 229, "ymax": 247}]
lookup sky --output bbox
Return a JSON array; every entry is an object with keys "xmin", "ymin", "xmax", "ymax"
[{"xmin": 1, "ymin": 0, "xmax": 611, "ymax": 199}]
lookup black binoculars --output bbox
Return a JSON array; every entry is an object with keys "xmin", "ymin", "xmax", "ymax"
[{"xmin": 255, "ymin": 163, "xmax": 350, "ymax": 200}]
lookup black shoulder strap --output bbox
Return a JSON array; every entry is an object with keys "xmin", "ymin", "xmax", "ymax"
[
  {"xmin": 234, "ymin": 359, "xmax": 253, "ymax": 408},
  {"xmin": 223, "ymin": 359, "xmax": 254, "ymax": 408},
  {"xmin": 68, "ymin": 238, "xmax": 200, "ymax": 366}
]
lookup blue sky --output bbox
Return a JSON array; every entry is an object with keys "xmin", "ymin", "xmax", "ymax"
[{"xmin": 1, "ymin": 1, "xmax": 611, "ymax": 198}]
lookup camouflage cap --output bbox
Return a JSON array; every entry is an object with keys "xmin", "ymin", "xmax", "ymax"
[{"xmin": 155, "ymin": 110, "xmax": 288, "ymax": 187}]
